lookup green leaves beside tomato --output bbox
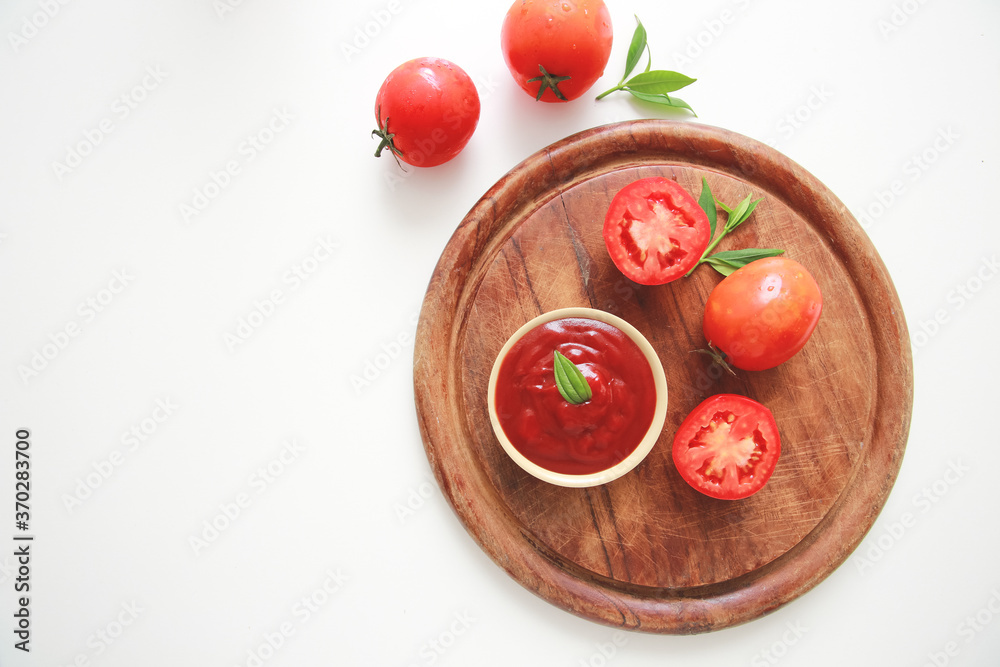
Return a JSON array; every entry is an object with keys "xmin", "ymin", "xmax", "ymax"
[
  {"xmin": 596, "ymin": 16, "xmax": 697, "ymax": 114},
  {"xmin": 602, "ymin": 176, "xmax": 822, "ymax": 371},
  {"xmin": 688, "ymin": 177, "xmax": 785, "ymax": 277},
  {"xmin": 694, "ymin": 179, "xmax": 823, "ymax": 371},
  {"xmin": 372, "ymin": 57, "xmax": 481, "ymax": 168},
  {"xmin": 701, "ymin": 182, "xmax": 824, "ymax": 371},
  {"xmin": 499, "ymin": 8, "xmax": 699, "ymax": 112},
  {"xmin": 500, "ymin": 0, "xmax": 614, "ymax": 103},
  {"xmin": 602, "ymin": 176, "xmax": 781, "ymax": 286}
]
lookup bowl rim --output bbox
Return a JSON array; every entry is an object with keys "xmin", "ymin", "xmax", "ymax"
[{"xmin": 486, "ymin": 306, "xmax": 668, "ymax": 488}]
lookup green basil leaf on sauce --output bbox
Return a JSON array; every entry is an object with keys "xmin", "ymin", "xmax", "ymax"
[{"xmin": 553, "ymin": 350, "xmax": 592, "ymax": 405}]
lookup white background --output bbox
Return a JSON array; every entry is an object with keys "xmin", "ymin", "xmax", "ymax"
[{"xmin": 1, "ymin": 0, "xmax": 998, "ymax": 665}]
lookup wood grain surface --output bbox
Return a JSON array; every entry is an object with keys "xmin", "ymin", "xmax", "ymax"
[{"xmin": 413, "ymin": 120, "xmax": 913, "ymax": 633}]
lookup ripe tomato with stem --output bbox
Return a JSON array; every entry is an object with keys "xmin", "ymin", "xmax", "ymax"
[
  {"xmin": 372, "ymin": 57, "xmax": 480, "ymax": 168},
  {"xmin": 500, "ymin": 0, "xmax": 613, "ymax": 103},
  {"xmin": 702, "ymin": 257, "xmax": 823, "ymax": 371}
]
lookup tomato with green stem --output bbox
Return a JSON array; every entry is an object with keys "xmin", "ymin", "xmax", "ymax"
[
  {"xmin": 500, "ymin": 0, "xmax": 613, "ymax": 102},
  {"xmin": 672, "ymin": 394, "xmax": 781, "ymax": 500},
  {"xmin": 702, "ymin": 257, "xmax": 823, "ymax": 371},
  {"xmin": 371, "ymin": 57, "xmax": 480, "ymax": 168}
]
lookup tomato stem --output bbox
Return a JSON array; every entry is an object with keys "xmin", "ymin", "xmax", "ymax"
[
  {"xmin": 527, "ymin": 65, "xmax": 571, "ymax": 101},
  {"xmin": 691, "ymin": 344, "xmax": 737, "ymax": 377},
  {"xmin": 371, "ymin": 106, "xmax": 405, "ymax": 169}
]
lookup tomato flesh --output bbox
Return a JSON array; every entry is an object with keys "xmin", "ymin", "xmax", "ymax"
[
  {"xmin": 703, "ymin": 257, "xmax": 823, "ymax": 370},
  {"xmin": 500, "ymin": 0, "xmax": 613, "ymax": 102},
  {"xmin": 603, "ymin": 177, "xmax": 711, "ymax": 285},
  {"xmin": 373, "ymin": 57, "xmax": 480, "ymax": 167},
  {"xmin": 672, "ymin": 394, "xmax": 780, "ymax": 500}
]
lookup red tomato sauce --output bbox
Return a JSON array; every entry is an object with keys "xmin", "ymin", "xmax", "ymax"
[{"xmin": 493, "ymin": 317, "xmax": 657, "ymax": 475}]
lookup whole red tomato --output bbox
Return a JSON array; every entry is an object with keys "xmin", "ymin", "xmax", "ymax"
[
  {"xmin": 702, "ymin": 257, "xmax": 823, "ymax": 371},
  {"xmin": 603, "ymin": 177, "xmax": 712, "ymax": 285},
  {"xmin": 672, "ymin": 394, "xmax": 781, "ymax": 500},
  {"xmin": 500, "ymin": 0, "xmax": 613, "ymax": 102},
  {"xmin": 372, "ymin": 57, "xmax": 480, "ymax": 168}
]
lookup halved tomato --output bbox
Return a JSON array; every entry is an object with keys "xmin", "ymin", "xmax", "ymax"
[
  {"xmin": 603, "ymin": 177, "xmax": 711, "ymax": 285},
  {"xmin": 671, "ymin": 394, "xmax": 781, "ymax": 500}
]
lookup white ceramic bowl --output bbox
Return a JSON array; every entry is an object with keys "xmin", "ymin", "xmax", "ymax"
[{"xmin": 487, "ymin": 307, "xmax": 668, "ymax": 488}]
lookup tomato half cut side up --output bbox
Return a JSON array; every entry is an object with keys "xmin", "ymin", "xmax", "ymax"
[
  {"xmin": 602, "ymin": 177, "xmax": 711, "ymax": 285},
  {"xmin": 671, "ymin": 394, "xmax": 781, "ymax": 500}
]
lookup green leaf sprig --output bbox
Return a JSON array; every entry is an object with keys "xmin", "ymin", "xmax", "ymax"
[
  {"xmin": 686, "ymin": 177, "xmax": 785, "ymax": 277},
  {"xmin": 595, "ymin": 16, "xmax": 697, "ymax": 115},
  {"xmin": 553, "ymin": 350, "xmax": 592, "ymax": 405}
]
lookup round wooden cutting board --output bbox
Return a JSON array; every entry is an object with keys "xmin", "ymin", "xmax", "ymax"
[{"xmin": 413, "ymin": 120, "xmax": 913, "ymax": 633}]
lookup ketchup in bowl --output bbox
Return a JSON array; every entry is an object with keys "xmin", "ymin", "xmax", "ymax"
[{"xmin": 488, "ymin": 308, "xmax": 668, "ymax": 487}]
